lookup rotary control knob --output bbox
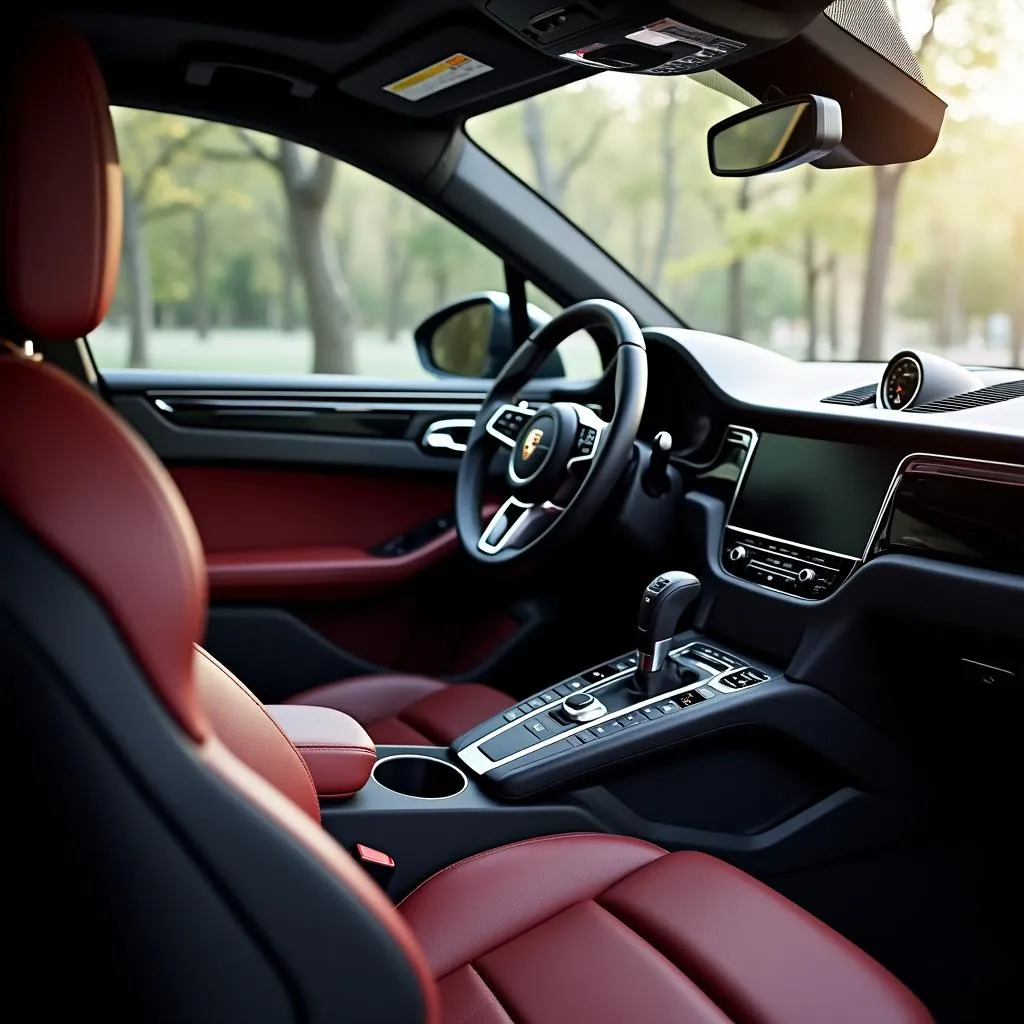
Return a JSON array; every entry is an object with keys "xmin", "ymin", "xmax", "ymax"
[
  {"xmin": 728, "ymin": 545, "xmax": 748, "ymax": 563},
  {"xmin": 797, "ymin": 567, "xmax": 817, "ymax": 584},
  {"xmin": 561, "ymin": 691, "xmax": 607, "ymax": 723}
]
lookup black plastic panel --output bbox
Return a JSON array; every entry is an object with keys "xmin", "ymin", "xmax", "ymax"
[{"xmin": 154, "ymin": 395, "xmax": 415, "ymax": 438}]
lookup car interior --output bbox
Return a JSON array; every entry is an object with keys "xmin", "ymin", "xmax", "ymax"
[{"xmin": 1, "ymin": 4, "xmax": 1018, "ymax": 1022}]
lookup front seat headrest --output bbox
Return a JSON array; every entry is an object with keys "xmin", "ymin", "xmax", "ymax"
[{"xmin": 1, "ymin": 22, "xmax": 123, "ymax": 342}]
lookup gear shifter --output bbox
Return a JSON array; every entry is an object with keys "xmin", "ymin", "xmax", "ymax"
[{"xmin": 634, "ymin": 571, "xmax": 702, "ymax": 698}]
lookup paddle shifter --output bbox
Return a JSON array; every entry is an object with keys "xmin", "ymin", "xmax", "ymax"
[{"xmin": 634, "ymin": 571, "xmax": 702, "ymax": 698}]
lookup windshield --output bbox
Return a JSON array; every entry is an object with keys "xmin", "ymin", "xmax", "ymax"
[{"xmin": 469, "ymin": 2, "xmax": 1024, "ymax": 365}]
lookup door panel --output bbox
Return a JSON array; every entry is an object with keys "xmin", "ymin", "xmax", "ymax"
[
  {"xmin": 170, "ymin": 465, "xmax": 464, "ymax": 600},
  {"xmin": 105, "ymin": 371, "xmax": 571, "ymax": 696}
]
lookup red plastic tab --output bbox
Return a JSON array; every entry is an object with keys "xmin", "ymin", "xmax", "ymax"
[{"xmin": 356, "ymin": 843, "xmax": 395, "ymax": 868}]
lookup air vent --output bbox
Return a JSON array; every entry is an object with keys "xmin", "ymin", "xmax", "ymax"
[
  {"xmin": 821, "ymin": 384, "xmax": 877, "ymax": 406},
  {"xmin": 906, "ymin": 379, "xmax": 1024, "ymax": 413}
]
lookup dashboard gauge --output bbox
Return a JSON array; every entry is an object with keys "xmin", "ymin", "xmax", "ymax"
[{"xmin": 880, "ymin": 355, "xmax": 922, "ymax": 410}]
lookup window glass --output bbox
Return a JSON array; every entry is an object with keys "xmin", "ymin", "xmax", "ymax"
[
  {"xmin": 95, "ymin": 110, "xmax": 599, "ymax": 379},
  {"xmin": 470, "ymin": 2, "xmax": 1024, "ymax": 368}
]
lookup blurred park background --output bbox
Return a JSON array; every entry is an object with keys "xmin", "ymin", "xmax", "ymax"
[{"xmin": 92, "ymin": 0, "xmax": 1024, "ymax": 378}]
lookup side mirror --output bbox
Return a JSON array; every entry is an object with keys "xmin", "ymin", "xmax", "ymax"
[
  {"xmin": 708, "ymin": 95, "xmax": 842, "ymax": 177},
  {"xmin": 414, "ymin": 292, "xmax": 565, "ymax": 379}
]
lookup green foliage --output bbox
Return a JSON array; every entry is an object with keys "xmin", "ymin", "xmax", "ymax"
[{"xmin": 106, "ymin": 0, "xmax": 1024, "ymax": 366}]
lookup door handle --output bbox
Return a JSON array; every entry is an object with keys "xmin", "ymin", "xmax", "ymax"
[{"xmin": 421, "ymin": 418, "xmax": 475, "ymax": 454}]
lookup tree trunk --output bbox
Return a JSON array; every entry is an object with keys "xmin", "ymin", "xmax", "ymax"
[
  {"xmin": 648, "ymin": 83, "xmax": 678, "ymax": 296},
  {"xmin": 193, "ymin": 207, "xmax": 210, "ymax": 340},
  {"xmin": 279, "ymin": 142, "xmax": 356, "ymax": 375},
  {"xmin": 383, "ymin": 193, "xmax": 412, "ymax": 342},
  {"xmin": 122, "ymin": 181, "xmax": 153, "ymax": 368},
  {"xmin": 726, "ymin": 180, "xmax": 751, "ymax": 339},
  {"xmin": 522, "ymin": 98, "xmax": 559, "ymax": 204},
  {"xmin": 858, "ymin": 164, "xmax": 906, "ymax": 360},
  {"xmin": 828, "ymin": 253, "xmax": 841, "ymax": 359},
  {"xmin": 279, "ymin": 237, "xmax": 298, "ymax": 332},
  {"xmin": 431, "ymin": 264, "xmax": 450, "ymax": 309}
]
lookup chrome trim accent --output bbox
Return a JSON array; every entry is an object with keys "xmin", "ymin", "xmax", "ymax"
[
  {"xmin": 457, "ymin": 643, "xmax": 769, "ymax": 775},
  {"xmin": 485, "ymin": 403, "xmax": 536, "ymax": 449},
  {"xmin": 719, "ymin": 426, "xmax": 759, "ymax": 529},
  {"xmin": 877, "ymin": 353, "xmax": 923, "ymax": 411},
  {"xmin": 421, "ymin": 418, "xmax": 475, "ymax": 454},
  {"xmin": 638, "ymin": 637, "xmax": 675, "ymax": 674},
  {"xmin": 863, "ymin": 451, "xmax": 1024, "ymax": 561},
  {"xmin": 961, "ymin": 657, "xmax": 1015, "ymax": 679},
  {"xmin": 149, "ymin": 388, "xmax": 489, "ymax": 403},
  {"xmin": 477, "ymin": 497, "xmax": 560, "ymax": 555},
  {"xmin": 370, "ymin": 754, "xmax": 468, "ymax": 800},
  {"xmin": 150, "ymin": 396, "xmax": 485, "ymax": 415}
]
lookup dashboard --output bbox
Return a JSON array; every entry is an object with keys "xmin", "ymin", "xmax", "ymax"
[{"xmin": 633, "ymin": 327, "xmax": 1024, "ymax": 614}]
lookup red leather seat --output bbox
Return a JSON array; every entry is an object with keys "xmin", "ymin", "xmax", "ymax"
[
  {"xmin": 285, "ymin": 674, "xmax": 514, "ymax": 745},
  {"xmin": 401, "ymin": 834, "xmax": 932, "ymax": 1024},
  {"xmin": 0, "ymin": 24, "xmax": 934, "ymax": 1024}
]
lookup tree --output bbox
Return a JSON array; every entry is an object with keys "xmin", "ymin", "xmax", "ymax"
[
  {"xmin": 648, "ymin": 82, "xmax": 680, "ymax": 295},
  {"xmin": 857, "ymin": 0, "xmax": 1000, "ymax": 359},
  {"xmin": 115, "ymin": 112, "xmax": 212, "ymax": 366},
  {"xmin": 521, "ymin": 95, "xmax": 614, "ymax": 206},
  {"xmin": 223, "ymin": 131, "xmax": 357, "ymax": 373}
]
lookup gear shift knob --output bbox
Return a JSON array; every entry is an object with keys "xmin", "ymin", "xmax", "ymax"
[{"xmin": 635, "ymin": 571, "xmax": 702, "ymax": 694}]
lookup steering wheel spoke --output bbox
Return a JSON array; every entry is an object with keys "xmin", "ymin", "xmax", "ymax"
[
  {"xmin": 478, "ymin": 497, "xmax": 558, "ymax": 556},
  {"xmin": 485, "ymin": 404, "xmax": 536, "ymax": 448}
]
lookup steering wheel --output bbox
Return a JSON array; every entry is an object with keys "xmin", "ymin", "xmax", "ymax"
[{"xmin": 456, "ymin": 298, "xmax": 648, "ymax": 565}]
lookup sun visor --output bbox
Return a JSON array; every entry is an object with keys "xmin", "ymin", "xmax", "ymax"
[{"xmin": 335, "ymin": 21, "xmax": 575, "ymax": 119}]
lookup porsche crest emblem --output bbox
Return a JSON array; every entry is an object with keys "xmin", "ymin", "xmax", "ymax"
[{"xmin": 521, "ymin": 427, "xmax": 545, "ymax": 460}]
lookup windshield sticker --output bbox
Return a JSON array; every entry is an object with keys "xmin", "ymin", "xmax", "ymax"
[
  {"xmin": 627, "ymin": 18, "xmax": 745, "ymax": 53},
  {"xmin": 384, "ymin": 54, "xmax": 493, "ymax": 102}
]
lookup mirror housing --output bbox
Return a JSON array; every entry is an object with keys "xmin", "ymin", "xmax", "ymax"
[
  {"xmin": 708, "ymin": 95, "xmax": 842, "ymax": 177},
  {"xmin": 414, "ymin": 291, "xmax": 564, "ymax": 379}
]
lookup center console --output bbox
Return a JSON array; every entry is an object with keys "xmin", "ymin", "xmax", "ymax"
[{"xmin": 454, "ymin": 571, "xmax": 778, "ymax": 798}]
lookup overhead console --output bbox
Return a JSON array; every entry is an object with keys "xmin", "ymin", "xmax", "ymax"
[{"xmin": 479, "ymin": 0, "xmax": 828, "ymax": 75}]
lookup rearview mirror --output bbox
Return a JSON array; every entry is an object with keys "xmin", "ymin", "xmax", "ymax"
[
  {"xmin": 414, "ymin": 292, "xmax": 564, "ymax": 379},
  {"xmin": 708, "ymin": 95, "xmax": 842, "ymax": 177}
]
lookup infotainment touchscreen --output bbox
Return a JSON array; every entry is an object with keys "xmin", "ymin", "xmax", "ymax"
[{"xmin": 729, "ymin": 434, "xmax": 904, "ymax": 558}]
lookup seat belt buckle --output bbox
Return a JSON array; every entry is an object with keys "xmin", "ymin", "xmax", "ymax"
[{"xmin": 353, "ymin": 843, "xmax": 396, "ymax": 891}]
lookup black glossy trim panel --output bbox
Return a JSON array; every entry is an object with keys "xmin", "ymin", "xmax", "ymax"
[{"xmin": 153, "ymin": 395, "xmax": 416, "ymax": 438}]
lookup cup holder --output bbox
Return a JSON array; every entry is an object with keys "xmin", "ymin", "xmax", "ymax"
[{"xmin": 371, "ymin": 754, "xmax": 468, "ymax": 800}]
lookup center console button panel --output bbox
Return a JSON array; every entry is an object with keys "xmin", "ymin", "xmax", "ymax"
[{"xmin": 454, "ymin": 640, "xmax": 777, "ymax": 794}]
